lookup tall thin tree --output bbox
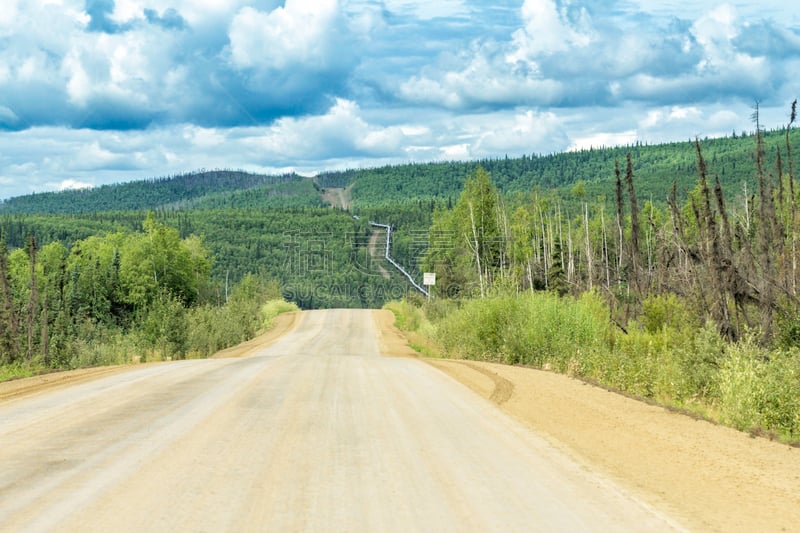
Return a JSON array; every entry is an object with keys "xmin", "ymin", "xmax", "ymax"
[{"xmin": 26, "ymin": 235, "xmax": 39, "ymax": 360}]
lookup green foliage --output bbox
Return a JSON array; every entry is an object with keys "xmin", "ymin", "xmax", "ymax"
[
  {"xmin": 384, "ymin": 299, "xmax": 428, "ymax": 333},
  {"xmin": 423, "ymin": 167, "xmax": 505, "ymax": 296},
  {"xmin": 717, "ymin": 342, "xmax": 800, "ymax": 439},
  {"xmin": 320, "ymin": 128, "xmax": 800, "ymax": 211},
  {"xmin": 0, "ymin": 170, "xmax": 304, "ymax": 214},
  {"xmin": 776, "ymin": 309, "xmax": 800, "ymax": 350},
  {"xmin": 140, "ymin": 290, "xmax": 189, "ymax": 360},
  {"xmin": 602, "ymin": 321, "xmax": 725, "ymax": 403},
  {"xmin": 260, "ymin": 299, "xmax": 299, "ymax": 330},
  {"xmin": 185, "ymin": 288, "xmax": 296, "ymax": 359},
  {"xmin": 2, "ymin": 112, "xmax": 799, "ymax": 446},
  {"xmin": 176, "ymin": 180, "xmax": 324, "ymax": 210},
  {"xmin": 0, "ymin": 359, "xmax": 42, "ymax": 382},
  {"xmin": 641, "ymin": 293, "xmax": 696, "ymax": 333},
  {"xmin": 434, "ymin": 291, "xmax": 609, "ymax": 368}
]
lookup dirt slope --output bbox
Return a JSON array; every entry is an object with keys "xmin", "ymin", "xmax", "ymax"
[
  {"xmin": 321, "ymin": 186, "xmax": 352, "ymax": 210},
  {"xmin": 373, "ymin": 309, "xmax": 800, "ymax": 532}
]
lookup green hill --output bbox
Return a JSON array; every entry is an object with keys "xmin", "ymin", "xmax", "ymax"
[
  {"xmin": 4, "ymin": 129, "xmax": 796, "ymax": 216},
  {"xmin": 0, "ymin": 170, "xmax": 304, "ymax": 214},
  {"xmin": 337, "ymin": 128, "xmax": 799, "ymax": 209}
]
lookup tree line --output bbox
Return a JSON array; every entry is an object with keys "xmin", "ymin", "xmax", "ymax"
[{"xmin": 424, "ymin": 101, "xmax": 800, "ymax": 348}]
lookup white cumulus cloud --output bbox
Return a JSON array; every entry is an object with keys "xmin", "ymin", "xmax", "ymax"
[
  {"xmin": 58, "ymin": 179, "xmax": 93, "ymax": 191},
  {"xmin": 229, "ymin": 1, "xmax": 342, "ymax": 71}
]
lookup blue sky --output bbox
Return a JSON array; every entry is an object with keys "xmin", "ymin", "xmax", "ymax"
[{"xmin": 0, "ymin": 0, "xmax": 798, "ymax": 199}]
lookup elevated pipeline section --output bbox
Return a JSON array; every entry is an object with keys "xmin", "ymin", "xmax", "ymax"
[{"xmin": 369, "ymin": 222, "xmax": 429, "ymax": 297}]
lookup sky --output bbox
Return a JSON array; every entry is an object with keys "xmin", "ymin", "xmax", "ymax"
[{"xmin": 0, "ymin": 0, "xmax": 799, "ymax": 199}]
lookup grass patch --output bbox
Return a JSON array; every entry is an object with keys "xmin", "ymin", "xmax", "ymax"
[
  {"xmin": 0, "ymin": 360, "xmax": 45, "ymax": 383},
  {"xmin": 260, "ymin": 299, "xmax": 300, "ymax": 331}
]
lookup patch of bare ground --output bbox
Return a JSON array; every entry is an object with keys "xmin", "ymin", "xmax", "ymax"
[
  {"xmin": 373, "ymin": 309, "xmax": 420, "ymax": 358},
  {"xmin": 367, "ymin": 231, "xmax": 392, "ymax": 279},
  {"xmin": 375, "ymin": 310, "xmax": 800, "ymax": 533},
  {"xmin": 321, "ymin": 185, "xmax": 352, "ymax": 210}
]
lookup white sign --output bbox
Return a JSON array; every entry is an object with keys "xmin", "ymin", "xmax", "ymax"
[{"xmin": 423, "ymin": 272, "xmax": 436, "ymax": 286}]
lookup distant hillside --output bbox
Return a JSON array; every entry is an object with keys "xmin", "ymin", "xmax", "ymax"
[
  {"xmin": 0, "ymin": 170, "xmax": 304, "ymax": 214},
  {"xmin": 330, "ymin": 128, "xmax": 799, "ymax": 208},
  {"xmin": 3, "ymin": 128, "xmax": 798, "ymax": 215},
  {"xmin": 164, "ymin": 179, "xmax": 324, "ymax": 211}
]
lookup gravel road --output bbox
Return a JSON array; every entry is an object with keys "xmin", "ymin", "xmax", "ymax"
[{"xmin": 0, "ymin": 309, "xmax": 682, "ymax": 532}]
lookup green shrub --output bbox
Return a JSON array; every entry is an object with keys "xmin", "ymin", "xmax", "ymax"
[
  {"xmin": 260, "ymin": 299, "xmax": 299, "ymax": 330},
  {"xmin": 642, "ymin": 293, "xmax": 697, "ymax": 333},
  {"xmin": 0, "ymin": 360, "xmax": 43, "ymax": 382},
  {"xmin": 717, "ymin": 340, "xmax": 800, "ymax": 440},
  {"xmin": 433, "ymin": 291, "xmax": 610, "ymax": 368},
  {"xmin": 717, "ymin": 339, "xmax": 769, "ymax": 431},
  {"xmin": 384, "ymin": 300, "xmax": 424, "ymax": 332}
]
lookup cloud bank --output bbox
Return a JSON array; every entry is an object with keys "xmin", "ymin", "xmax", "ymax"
[{"xmin": 0, "ymin": 0, "xmax": 798, "ymax": 198}]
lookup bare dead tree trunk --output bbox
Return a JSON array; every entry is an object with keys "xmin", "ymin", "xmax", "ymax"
[
  {"xmin": 696, "ymin": 140, "xmax": 734, "ymax": 339},
  {"xmin": 744, "ymin": 181, "xmax": 751, "ymax": 234},
  {"xmin": 539, "ymin": 208, "xmax": 549, "ymax": 290},
  {"xmin": 714, "ymin": 175, "xmax": 734, "ymax": 257},
  {"xmin": 467, "ymin": 202, "xmax": 485, "ymax": 298},
  {"xmin": 787, "ymin": 100, "xmax": 797, "ymax": 295},
  {"xmin": 496, "ymin": 193, "xmax": 510, "ymax": 281},
  {"xmin": 754, "ymin": 102, "xmax": 777, "ymax": 342},
  {"xmin": 584, "ymin": 202, "xmax": 593, "ymax": 291},
  {"xmin": 601, "ymin": 205, "xmax": 611, "ymax": 290},
  {"xmin": 615, "ymin": 160, "xmax": 624, "ymax": 288},
  {"xmin": 557, "ymin": 205, "xmax": 564, "ymax": 277},
  {"xmin": 566, "ymin": 218, "xmax": 574, "ymax": 285},
  {"xmin": 626, "ymin": 153, "xmax": 640, "ymax": 293}
]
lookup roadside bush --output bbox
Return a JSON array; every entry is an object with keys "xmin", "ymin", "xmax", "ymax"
[
  {"xmin": 642, "ymin": 293, "xmax": 698, "ymax": 333},
  {"xmin": 261, "ymin": 299, "xmax": 299, "ymax": 330},
  {"xmin": 434, "ymin": 291, "xmax": 610, "ymax": 368},
  {"xmin": 600, "ymin": 321, "xmax": 725, "ymax": 403},
  {"xmin": 776, "ymin": 310, "xmax": 800, "ymax": 350},
  {"xmin": 0, "ymin": 359, "xmax": 43, "ymax": 382},
  {"xmin": 384, "ymin": 299, "xmax": 426, "ymax": 332},
  {"xmin": 68, "ymin": 326, "xmax": 141, "ymax": 367},
  {"xmin": 718, "ymin": 340, "xmax": 800, "ymax": 440},
  {"xmin": 505, "ymin": 291, "xmax": 609, "ymax": 370}
]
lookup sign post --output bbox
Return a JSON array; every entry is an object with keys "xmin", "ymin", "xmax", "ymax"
[{"xmin": 423, "ymin": 272, "xmax": 436, "ymax": 300}]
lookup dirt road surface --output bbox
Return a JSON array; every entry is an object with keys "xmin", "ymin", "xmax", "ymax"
[
  {"xmin": 0, "ymin": 309, "xmax": 681, "ymax": 532},
  {"xmin": 367, "ymin": 230, "xmax": 392, "ymax": 279}
]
